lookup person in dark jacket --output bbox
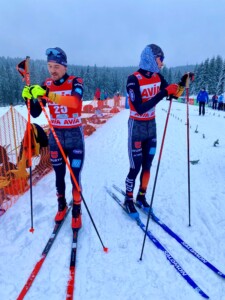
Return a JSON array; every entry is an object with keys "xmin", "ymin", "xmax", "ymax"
[
  {"xmin": 218, "ymin": 94, "xmax": 224, "ymax": 111},
  {"xmin": 212, "ymin": 94, "xmax": 218, "ymax": 109},
  {"xmin": 197, "ymin": 88, "xmax": 209, "ymax": 116},
  {"xmin": 124, "ymin": 44, "xmax": 179, "ymax": 219}
]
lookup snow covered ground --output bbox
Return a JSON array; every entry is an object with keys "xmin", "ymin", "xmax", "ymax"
[{"xmin": 0, "ymin": 100, "xmax": 225, "ymax": 300}]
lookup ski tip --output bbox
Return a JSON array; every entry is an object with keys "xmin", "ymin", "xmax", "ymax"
[
  {"xmin": 29, "ymin": 227, "xmax": 35, "ymax": 233},
  {"xmin": 201, "ymin": 291, "xmax": 210, "ymax": 299},
  {"xmin": 103, "ymin": 247, "xmax": 109, "ymax": 253}
]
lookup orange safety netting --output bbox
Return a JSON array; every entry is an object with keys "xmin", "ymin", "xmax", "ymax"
[{"xmin": 0, "ymin": 96, "xmax": 125, "ymax": 216}]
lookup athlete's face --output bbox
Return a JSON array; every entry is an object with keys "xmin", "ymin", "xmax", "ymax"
[
  {"xmin": 47, "ymin": 62, "xmax": 67, "ymax": 81},
  {"xmin": 156, "ymin": 56, "xmax": 164, "ymax": 69}
]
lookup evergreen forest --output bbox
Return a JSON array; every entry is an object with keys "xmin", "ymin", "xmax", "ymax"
[{"xmin": 0, "ymin": 55, "xmax": 225, "ymax": 106}]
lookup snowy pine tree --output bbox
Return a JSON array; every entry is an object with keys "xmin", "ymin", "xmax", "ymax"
[
  {"xmin": 208, "ymin": 57, "xmax": 217, "ymax": 94},
  {"xmin": 216, "ymin": 60, "xmax": 225, "ymax": 94},
  {"xmin": 0, "ymin": 54, "xmax": 225, "ymax": 105}
]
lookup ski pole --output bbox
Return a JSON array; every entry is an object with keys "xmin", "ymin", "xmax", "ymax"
[
  {"xmin": 181, "ymin": 72, "xmax": 194, "ymax": 227},
  {"xmin": 186, "ymin": 76, "xmax": 191, "ymax": 227},
  {"xmin": 140, "ymin": 97, "xmax": 173, "ymax": 260},
  {"xmin": 38, "ymin": 100, "xmax": 108, "ymax": 252},
  {"xmin": 17, "ymin": 57, "xmax": 34, "ymax": 233}
]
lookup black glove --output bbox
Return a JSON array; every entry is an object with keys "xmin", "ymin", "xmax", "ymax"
[{"xmin": 179, "ymin": 72, "xmax": 195, "ymax": 87}]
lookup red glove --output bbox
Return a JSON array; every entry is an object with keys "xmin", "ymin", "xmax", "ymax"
[{"xmin": 165, "ymin": 84, "xmax": 179, "ymax": 96}]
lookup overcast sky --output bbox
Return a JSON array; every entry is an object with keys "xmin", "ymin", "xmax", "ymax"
[{"xmin": 1, "ymin": 0, "xmax": 225, "ymax": 68}]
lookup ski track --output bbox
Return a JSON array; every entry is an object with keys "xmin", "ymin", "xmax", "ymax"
[{"xmin": 0, "ymin": 101, "xmax": 225, "ymax": 300}]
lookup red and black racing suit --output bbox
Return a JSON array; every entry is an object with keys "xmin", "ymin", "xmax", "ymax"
[
  {"xmin": 125, "ymin": 68, "xmax": 168, "ymax": 198},
  {"xmin": 29, "ymin": 73, "xmax": 84, "ymax": 206}
]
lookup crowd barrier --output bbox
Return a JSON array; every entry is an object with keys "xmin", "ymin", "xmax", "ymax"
[{"xmin": 0, "ymin": 97, "xmax": 125, "ymax": 216}]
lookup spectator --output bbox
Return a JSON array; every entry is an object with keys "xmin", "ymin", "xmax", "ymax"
[
  {"xmin": 197, "ymin": 87, "xmax": 209, "ymax": 116},
  {"xmin": 218, "ymin": 94, "xmax": 224, "ymax": 111},
  {"xmin": 212, "ymin": 94, "xmax": 218, "ymax": 109},
  {"xmin": 94, "ymin": 88, "xmax": 101, "ymax": 100},
  {"xmin": 114, "ymin": 92, "xmax": 120, "ymax": 107},
  {"xmin": 104, "ymin": 90, "xmax": 108, "ymax": 100}
]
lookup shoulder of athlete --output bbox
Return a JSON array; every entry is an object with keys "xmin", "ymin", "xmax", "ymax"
[
  {"xmin": 127, "ymin": 74, "xmax": 139, "ymax": 88},
  {"xmin": 72, "ymin": 77, "xmax": 83, "ymax": 98},
  {"xmin": 158, "ymin": 73, "xmax": 169, "ymax": 89}
]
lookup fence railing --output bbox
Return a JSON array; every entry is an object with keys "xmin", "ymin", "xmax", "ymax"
[{"xmin": 0, "ymin": 97, "xmax": 125, "ymax": 216}]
